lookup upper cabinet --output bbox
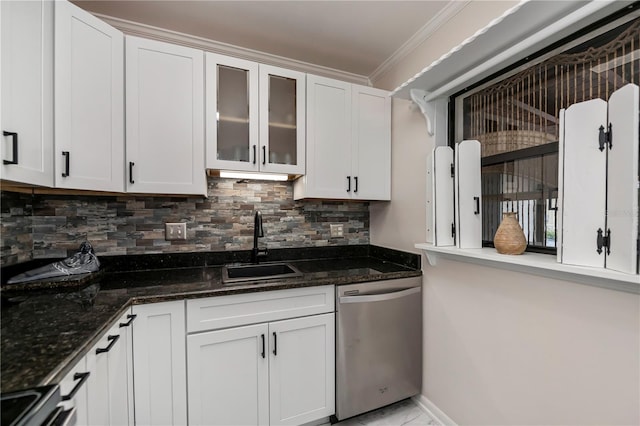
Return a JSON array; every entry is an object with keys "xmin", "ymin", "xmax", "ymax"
[
  {"xmin": 206, "ymin": 58, "xmax": 305, "ymax": 175},
  {"xmin": 294, "ymin": 75, "xmax": 391, "ymax": 200},
  {"xmin": 205, "ymin": 53, "xmax": 259, "ymax": 172},
  {"xmin": 126, "ymin": 36, "xmax": 207, "ymax": 196},
  {"xmin": 54, "ymin": 0, "xmax": 125, "ymax": 192},
  {"xmin": 259, "ymin": 65, "xmax": 306, "ymax": 175},
  {"xmin": 0, "ymin": 0, "xmax": 54, "ymax": 187},
  {"xmin": 351, "ymin": 85, "xmax": 391, "ymax": 200}
]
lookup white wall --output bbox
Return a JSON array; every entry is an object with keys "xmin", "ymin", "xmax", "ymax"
[{"xmin": 370, "ymin": 2, "xmax": 640, "ymax": 425}]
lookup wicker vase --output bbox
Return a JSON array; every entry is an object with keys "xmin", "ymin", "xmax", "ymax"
[{"xmin": 493, "ymin": 212, "xmax": 527, "ymax": 255}]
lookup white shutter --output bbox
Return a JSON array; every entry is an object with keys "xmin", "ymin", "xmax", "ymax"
[
  {"xmin": 433, "ymin": 146, "xmax": 455, "ymax": 246},
  {"xmin": 455, "ymin": 140, "xmax": 482, "ymax": 249},
  {"xmin": 560, "ymin": 98, "xmax": 607, "ymax": 268},
  {"xmin": 426, "ymin": 153, "xmax": 434, "ymax": 244},
  {"xmin": 557, "ymin": 108, "xmax": 566, "ymax": 263},
  {"xmin": 606, "ymin": 83, "xmax": 639, "ymax": 274}
]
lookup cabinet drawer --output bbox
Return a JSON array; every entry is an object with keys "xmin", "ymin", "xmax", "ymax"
[{"xmin": 187, "ymin": 285, "xmax": 334, "ymax": 333}]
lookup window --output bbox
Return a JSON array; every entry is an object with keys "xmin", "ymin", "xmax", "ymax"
[{"xmin": 452, "ymin": 10, "xmax": 640, "ymax": 253}]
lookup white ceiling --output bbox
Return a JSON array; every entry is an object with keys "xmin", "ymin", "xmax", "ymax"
[{"xmin": 72, "ymin": 1, "xmax": 453, "ymax": 77}]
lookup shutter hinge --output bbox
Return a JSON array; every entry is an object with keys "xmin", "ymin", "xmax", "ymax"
[
  {"xmin": 598, "ymin": 123, "xmax": 612, "ymax": 151},
  {"xmin": 596, "ymin": 228, "xmax": 611, "ymax": 255},
  {"xmin": 451, "ymin": 223, "xmax": 456, "ymax": 240},
  {"xmin": 450, "ymin": 163, "xmax": 455, "ymax": 178}
]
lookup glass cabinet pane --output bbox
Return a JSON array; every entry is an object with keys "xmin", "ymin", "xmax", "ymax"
[
  {"xmin": 268, "ymin": 74, "xmax": 297, "ymax": 165},
  {"xmin": 217, "ymin": 65, "xmax": 250, "ymax": 162}
]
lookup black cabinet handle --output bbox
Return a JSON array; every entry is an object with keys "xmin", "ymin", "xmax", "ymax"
[
  {"xmin": 129, "ymin": 162, "xmax": 135, "ymax": 184},
  {"xmin": 61, "ymin": 151, "xmax": 70, "ymax": 177},
  {"xmin": 3, "ymin": 131, "xmax": 18, "ymax": 165},
  {"xmin": 261, "ymin": 334, "xmax": 265, "ymax": 358},
  {"xmin": 354, "ymin": 176, "xmax": 358, "ymax": 193},
  {"xmin": 346, "ymin": 176, "xmax": 351, "ymax": 192},
  {"xmin": 61, "ymin": 371, "xmax": 90, "ymax": 401},
  {"xmin": 262, "ymin": 146, "xmax": 266, "ymax": 165},
  {"xmin": 119, "ymin": 314, "xmax": 137, "ymax": 328},
  {"xmin": 473, "ymin": 196, "xmax": 480, "ymax": 215},
  {"xmin": 252, "ymin": 145, "xmax": 257, "ymax": 164},
  {"xmin": 96, "ymin": 334, "xmax": 120, "ymax": 354},
  {"xmin": 272, "ymin": 332, "xmax": 277, "ymax": 356}
]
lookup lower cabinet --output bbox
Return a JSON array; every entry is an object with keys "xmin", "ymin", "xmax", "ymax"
[
  {"xmin": 58, "ymin": 310, "xmax": 135, "ymax": 425},
  {"xmin": 186, "ymin": 285, "xmax": 336, "ymax": 426},
  {"xmin": 268, "ymin": 313, "xmax": 335, "ymax": 426},
  {"xmin": 125, "ymin": 286, "xmax": 334, "ymax": 426},
  {"xmin": 187, "ymin": 313, "xmax": 335, "ymax": 426},
  {"xmin": 131, "ymin": 300, "xmax": 188, "ymax": 426},
  {"xmin": 187, "ymin": 323, "xmax": 270, "ymax": 426}
]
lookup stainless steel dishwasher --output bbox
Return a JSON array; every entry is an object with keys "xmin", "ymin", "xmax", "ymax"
[{"xmin": 334, "ymin": 276, "xmax": 422, "ymax": 421}]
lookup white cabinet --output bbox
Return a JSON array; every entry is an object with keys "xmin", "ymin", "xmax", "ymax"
[
  {"xmin": 259, "ymin": 65, "xmax": 306, "ymax": 175},
  {"xmin": 298, "ymin": 76, "xmax": 351, "ymax": 199},
  {"xmin": 206, "ymin": 53, "xmax": 259, "ymax": 172},
  {"xmin": 58, "ymin": 310, "xmax": 134, "ymax": 426},
  {"xmin": 205, "ymin": 57, "xmax": 305, "ymax": 175},
  {"xmin": 187, "ymin": 323, "xmax": 270, "ymax": 426},
  {"xmin": 59, "ymin": 356, "xmax": 90, "ymax": 425},
  {"xmin": 54, "ymin": 0, "xmax": 124, "ymax": 192},
  {"xmin": 0, "ymin": 0, "xmax": 54, "ymax": 187},
  {"xmin": 86, "ymin": 331, "xmax": 112, "ymax": 425},
  {"xmin": 269, "ymin": 313, "xmax": 335, "ymax": 426},
  {"xmin": 132, "ymin": 300, "xmax": 187, "ymax": 426},
  {"xmin": 295, "ymin": 75, "xmax": 390, "ymax": 200},
  {"xmin": 126, "ymin": 36, "xmax": 206, "ymax": 196},
  {"xmin": 186, "ymin": 286, "xmax": 335, "ymax": 426},
  {"xmin": 350, "ymin": 85, "xmax": 391, "ymax": 200},
  {"xmin": 111, "ymin": 311, "xmax": 136, "ymax": 426}
]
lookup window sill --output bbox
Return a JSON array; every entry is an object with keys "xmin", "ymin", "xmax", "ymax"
[{"xmin": 415, "ymin": 243, "xmax": 639, "ymax": 294}]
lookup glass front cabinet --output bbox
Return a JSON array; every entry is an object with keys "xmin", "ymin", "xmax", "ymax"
[{"xmin": 206, "ymin": 54, "xmax": 305, "ymax": 175}]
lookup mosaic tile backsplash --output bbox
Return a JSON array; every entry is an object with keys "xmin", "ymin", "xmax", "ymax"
[{"xmin": 0, "ymin": 177, "xmax": 369, "ymax": 267}]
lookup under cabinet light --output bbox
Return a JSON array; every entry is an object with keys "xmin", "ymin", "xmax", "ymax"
[{"xmin": 219, "ymin": 171, "xmax": 288, "ymax": 181}]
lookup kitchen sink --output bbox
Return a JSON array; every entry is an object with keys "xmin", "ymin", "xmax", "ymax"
[{"xmin": 222, "ymin": 263, "xmax": 303, "ymax": 284}]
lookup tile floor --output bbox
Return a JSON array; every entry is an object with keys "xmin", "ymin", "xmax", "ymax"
[{"xmin": 330, "ymin": 399, "xmax": 440, "ymax": 426}]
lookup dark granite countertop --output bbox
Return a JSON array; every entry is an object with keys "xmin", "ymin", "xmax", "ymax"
[{"xmin": 1, "ymin": 246, "xmax": 421, "ymax": 394}]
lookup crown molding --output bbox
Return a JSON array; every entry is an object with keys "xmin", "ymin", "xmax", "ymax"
[
  {"xmin": 94, "ymin": 13, "xmax": 371, "ymax": 86},
  {"xmin": 369, "ymin": 1, "xmax": 470, "ymax": 84}
]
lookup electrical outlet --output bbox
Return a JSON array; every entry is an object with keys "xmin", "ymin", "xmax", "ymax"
[
  {"xmin": 165, "ymin": 222, "xmax": 187, "ymax": 240},
  {"xmin": 330, "ymin": 224, "xmax": 344, "ymax": 238}
]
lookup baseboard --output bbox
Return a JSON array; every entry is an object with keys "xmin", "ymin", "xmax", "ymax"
[{"xmin": 412, "ymin": 394, "xmax": 457, "ymax": 426}]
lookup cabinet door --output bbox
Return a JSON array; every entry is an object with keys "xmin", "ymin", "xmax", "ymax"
[
  {"xmin": 126, "ymin": 36, "xmax": 206, "ymax": 196},
  {"xmin": 86, "ymin": 333, "xmax": 111, "ymax": 425},
  {"xmin": 206, "ymin": 53, "xmax": 259, "ymax": 172},
  {"xmin": 259, "ymin": 65, "xmax": 305, "ymax": 175},
  {"xmin": 298, "ymin": 74, "xmax": 351, "ymax": 199},
  {"xmin": 58, "ymin": 356, "xmax": 89, "ymax": 425},
  {"xmin": 351, "ymin": 85, "xmax": 391, "ymax": 201},
  {"xmin": 187, "ymin": 323, "xmax": 269, "ymax": 426},
  {"xmin": 108, "ymin": 311, "xmax": 135, "ymax": 426},
  {"xmin": 54, "ymin": 0, "xmax": 124, "ymax": 192},
  {"xmin": 132, "ymin": 300, "xmax": 187, "ymax": 426},
  {"xmin": 0, "ymin": 0, "xmax": 53, "ymax": 186},
  {"xmin": 269, "ymin": 313, "xmax": 335, "ymax": 426}
]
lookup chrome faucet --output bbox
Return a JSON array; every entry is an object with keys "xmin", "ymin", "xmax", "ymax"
[{"xmin": 252, "ymin": 210, "xmax": 268, "ymax": 264}]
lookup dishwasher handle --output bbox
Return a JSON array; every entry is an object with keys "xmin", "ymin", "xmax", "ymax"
[{"xmin": 339, "ymin": 286, "xmax": 420, "ymax": 304}]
